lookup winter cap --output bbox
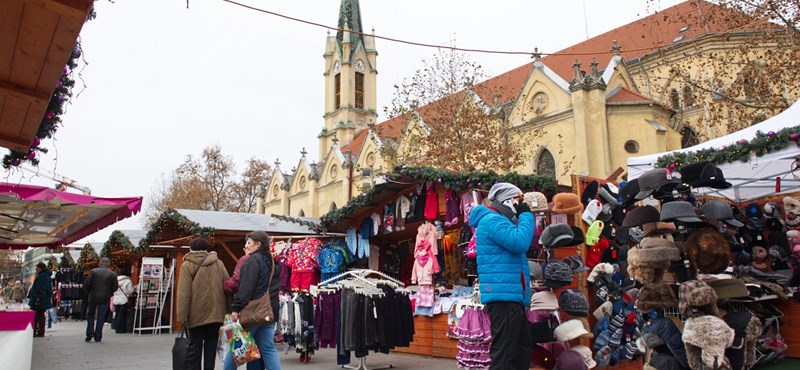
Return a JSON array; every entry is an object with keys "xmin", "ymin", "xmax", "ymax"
[
  {"xmin": 543, "ymin": 260, "xmax": 573, "ymax": 288},
  {"xmin": 685, "ymin": 228, "xmax": 731, "ymax": 274},
  {"xmin": 572, "ymin": 345, "xmax": 596, "ymax": 369},
  {"xmin": 593, "ymin": 301, "xmax": 614, "ymax": 320},
  {"xmin": 598, "ymin": 186, "xmax": 617, "ymax": 205},
  {"xmin": 660, "ymin": 201, "xmax": 701, "ymax": 223},
  {"xmin": 531, "ymin": 345, "xmax": 557, "ymax": 370},
  {"xmin": 555, "ymin": 349, "xmax": 589, "ymax": 370},
  {"xmin": 541, "ymin": 224, "xmax": 574, "ymax": 249},
  {"xmin": 552, "ymin": 193, "xmax": 583, "ymax": 214},
  {"xmin": 619, "ymin": 179, "xmax": 641, "ymax": 208},
  {"xmin": 564, "ymin": 255, "xmax": 590, "ymax": 274},
  {"xmin": 566, "ymin": 225, "xmax": 586, "ymax": 246},
  {"xmin": 707, "ymin": 278, "xmax": 750, "ymax": 300},
  {"xmin": 487, "ymin": 182, "xmax": 522, "ymax": 202},
  {"xmin": 586, "ymin": 220, "xmax": 604, "ymax": 246},
  {"xmin": 594, "ymin": 345, "xmax": 612, "ymax": 368},
  {"xmin": 680, "ymin": 161, "xmax": 732, "ymax": 189},
  {"xmin": 702, "ymin": 200, "xmax": 744, "ymax": 228},
  {"xmin": 638, "ymin": 237, "xmax": 680, "ymax": 265},
  {"xmin": 554, "ymin": 319, "xmax": 593, "ymax": 342},
  {"xmin": 524, "ymin": 191, "xmax": 549, "ymax": 212},
  {"xmin": 745, "ymin": 203, "xmax": 762, "ymax": 219},
  {"xmin": 622, "ymin": 206, "xmax": 661, "ymax": 227},
  {"xmin": 752, "ymin": 246, "xmax": 768, "ymax": 260},
  {"xmin": 635, "ymin": 169, "xmax": 680, "ymax": 200},
  {"xmin": 559, "ymin": 289, "xmax": 590, "ymax": 317},
  {"xmin": 586, "ymin": 262, "xmax": 614, "ymax": 283},
  {"xmin": 582, "ymin": 199, "xmax": 603, "ymax": 224},
  {"xmin": 531, "ymin": 290, "xmax": 559, "ymax": 311},
  {"xmin": 582, "ymin": 181, "xmax": 599, "ymax": 206},
  {"xmin": 682, "ymin": 315, "xmax": 735, "ymax": 370},
  {"xmin": 529, "ymin": 260, "xmax": 544, "ymax": 281},
  {"xmin": 679, "ymin": 280, "xmax": 720, "ymax": 318},
  {"xmin": 190, "ymin": 237, "xmax": 212, "ymax": 251},
  {"xmin": 636, "ymin": 282, "xmax": 678, "ymax": 312},
  {"xmin": 764, "ymin": 202, "xmax": 781, "ymax": 219}
]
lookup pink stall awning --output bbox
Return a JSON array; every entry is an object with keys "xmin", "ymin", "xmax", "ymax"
[{"xmin": 0, "ymin": 183, "xmax": 142, "ymax": 249}]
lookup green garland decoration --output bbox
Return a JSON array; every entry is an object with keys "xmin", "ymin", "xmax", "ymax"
[
  {"xmin": 102, "ymin": 230, "xmax": 136, "ymax": 257},
  {"xmin": 76, "ymin": 242, "xmax": 99, "ymax": 268},
  {"xmin": 320, "ymin": 165, "xmax": 558, "ymax": 227},
  {"xmin": 60, "ymin": 252, "xmax": 74, "ymax": 268},
  {"xmin": 138, "ymin": 208, "xmax": 215, "ymax": 253},
  {"xmin": 656, "ymin": 125, "xmax": 800, "ymax": 169}
]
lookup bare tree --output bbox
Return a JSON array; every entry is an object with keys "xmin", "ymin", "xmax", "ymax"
[
  {"xmin": 382, "ymin": 47, "xmax": 528, "ymax": 172},
  {"xmin": 231, "ymin": 158, "xmax": 273, "ymax": 213}
]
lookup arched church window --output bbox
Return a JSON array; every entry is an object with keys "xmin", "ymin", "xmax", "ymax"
[
  {"xmin": 355, "ymin": 72, "xmax": 364, "ymax": 109},
  {"xmin": 299, "ymin": 209, "xmax": 305, "ymax": 217},
  {"xmin": 683, "ymin": 86, "xmax": 695, "ymax": 108},
  {"xmin": 536, "ymin": 149, "xmax": 556, "ymax": 180},
  {"xmin": 334, "ymin": 74, "xmax": 341, "ymax": 109},
  {"xmin": 669, "ymin": 89, "xmax": 680, "ymax": 110},
  {"xmin": 330, "ymin": 202, "xmax": 337, "ymax": 212}
]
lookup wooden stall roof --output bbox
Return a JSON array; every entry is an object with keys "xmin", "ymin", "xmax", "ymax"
[
  {"xmin": 0, "ymin": 0, "xmax": 93, "ymax": 152},
  {"xmin": 326, "ymin": 181, "xmax": 417, "ymax": 233}
]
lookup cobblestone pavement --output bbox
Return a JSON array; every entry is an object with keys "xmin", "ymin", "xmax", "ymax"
[{"xmin": 31, "ymin": 320, "xmax": 458, "ymax": 369}]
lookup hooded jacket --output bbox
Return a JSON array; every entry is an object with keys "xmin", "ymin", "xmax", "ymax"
[
  {"xmin": 29, "ymin": 269, "xmax": 52, "ymax": 310},
  {"xmin": 470, "ymin": 205, "xmax": 534, "ymax": 305},
  {"xmin": 177, "ymin": 251, "xmax": 230, "ymax": 329},
  {"xmin": 232, "ymin": 248, "xmax": 282, "ymax": 321},
  {"xmin": 112, "ymin": 275, "xmax": 135, "ymax": 305},
  {"xmin": 642, "ymin": 316, "xmax": 690, "ymax": 368}
]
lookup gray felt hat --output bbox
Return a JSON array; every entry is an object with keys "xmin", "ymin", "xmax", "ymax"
[{"xmin": 660, "ymin": 201, "xmax": 701, "ymax": 223}]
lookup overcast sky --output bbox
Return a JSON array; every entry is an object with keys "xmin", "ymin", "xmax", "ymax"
[{"xmin": 11, "ymin": 0, "xmax": 684, "ymax": 244}]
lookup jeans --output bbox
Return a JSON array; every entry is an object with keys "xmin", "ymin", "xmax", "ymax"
[
  {"xmin": 186, "ymin": 323, "xmax": 221, "ymax": 370},
  {"xmin": 223, "ymin": 323, "xmax": 278, "ymax": 370},
  {"xmin": 86, "ymin": 303, "xmax": 109, "ymax": 341}
]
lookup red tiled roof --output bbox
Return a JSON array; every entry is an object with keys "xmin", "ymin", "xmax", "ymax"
[
  {"xmin": 606, "ymin": 87, "xmax": 654, "ymax": 103},
  {"xmin": 340, "ymin": 115, "xmax": 405, "ymax": 155},
  {"xmin": 473, "ymin": 0, "xmax": 756, "ymax": 103}
]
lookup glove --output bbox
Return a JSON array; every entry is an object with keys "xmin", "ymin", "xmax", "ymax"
[{"xmin": 513, "ymin": 201, "xmax": 531, "ymax": 216}]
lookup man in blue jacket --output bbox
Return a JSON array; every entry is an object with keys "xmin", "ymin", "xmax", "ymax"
[{"xmin": 470, "ymin": 183, "xmax": 534, "ymax": 369}]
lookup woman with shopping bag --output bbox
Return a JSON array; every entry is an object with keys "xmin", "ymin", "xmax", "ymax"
[
  {"xmin": 224, "ymin": 230, "xmax": 282, "ymax": 370},
  {"xmin": 177, "ymin": 237, "xmax": 230, "ymax": 370}
]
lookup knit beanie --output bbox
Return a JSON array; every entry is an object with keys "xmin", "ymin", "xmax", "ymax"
[
  {"xmin": 582, "ymin": 200, "xmax": 603, "ymax": 224},
  {"xmin": 524, "ymin": 191, "xmax": 549, "ymax": 212},
  {"xmin": 543, "ymin": 260, "xmax": 573, "ymax": 288},
  {"xmin": 488, "ymin": 182, "xmax": 522, "ymax": 202},
  {"xmin": 682, "ymin": 315, "xmax": 735, "ymax": 370},
  {"xmin": 679, "ymin": 280, "xmax": 720, "ymax": 318},
  {"xmin": 531, "ymin": 290, "xmax": 560, "ymax": 311},
  {"xmin": 585, "ymin": 221, "xmax": 604, "ymax": 246},
  {"xmin": 559, "ymin": 289, "xmax": 589, "ymax": 317},
  {"xmin": 189, "ymin": 237, "xmax": 211, "ymax": 251}
]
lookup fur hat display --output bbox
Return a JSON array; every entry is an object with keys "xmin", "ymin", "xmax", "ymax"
[
  {"xmin": 638, "ymin": 237, "xmax": 680, "ymax": 265},
  {"xmin": 685, "ymin": 229, "xmax": 731, "ymax": 274},
  {"xmin": 783, "ymin": 196, "xmax": 800, "ymax": 229},
  {"xmin": 559, "ymin": 289, "xmax": 590, "ymax": 317},
  {"xmin": 552, "ymin": 193, "xmax": 583, "ymax": 214},
  {"xmin": 679, "ymin": 280, "xmax": 720, "ymax": 318},
  {"xmin": 636, "ymin": 282, "xmax": 678, "ymax": 312},
  {"xmin": 582, "ymin": 199, "xmax": 603, "ymax": 224},
  {"xmin": 524, "ymin": 191, "xmax": 549, "ymax": 212},
  {"xmin": 628, "ymin": 246, "xmax": 669, "ymax": 284},
  {"xmin": 682, "ymin": 315, "xmax": 735, "ymax": 370}
]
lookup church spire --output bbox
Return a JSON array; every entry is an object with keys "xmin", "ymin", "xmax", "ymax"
[{"xmin": 337, "ymin": 0, "xmax": 364, "ymax": 50}]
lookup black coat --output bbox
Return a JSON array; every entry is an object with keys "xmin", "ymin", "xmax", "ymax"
[
  {"xmin": 84, "ymin": 267, "xmax": 117, "ymax": 305},
  {"xmin": 232, "ymin": 249, "xmax": 281, "ymax": 319},
  {"xmin": 29, "ymin": 269, "xmax": 52, "ymax": 310}
]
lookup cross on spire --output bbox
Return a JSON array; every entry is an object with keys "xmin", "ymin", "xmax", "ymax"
[
  {"xmin": 331, "ymin": 135, "xmax": 339, "ymax": 145},
  {"xmin": 531, "ymin": 47, "xmax": 542, "ymax": 61},
  {"xmin": 300, "ymin": 147, "xmax": 308, "ymax": 158},
  {"xmin": 610, "ymin": 40, "xmax": 622, "ymax": 55},
  {"xmin": 274, "ymin": 158, "xmax": 281, "ymax": 167}
]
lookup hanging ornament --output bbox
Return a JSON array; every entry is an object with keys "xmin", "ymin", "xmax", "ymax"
[
  {"xmin": 791, "ymin": 133, "xmax": 799, "ymax": 142},
  {"xmin": 738, "ymin": 139, "xmax": 747, "ymax": 145},
  {"xmin": 767, "ymin": 131, "xmax": 776, "ymax": 137}
]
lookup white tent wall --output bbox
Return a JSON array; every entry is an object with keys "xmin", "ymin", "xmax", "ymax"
[{"xmin": 627, "ymin": 101, "xmax": 800, "ymax": 203}]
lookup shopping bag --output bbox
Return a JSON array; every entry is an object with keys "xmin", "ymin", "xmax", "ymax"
[
  {"xmin": 172, "ymin": 324, "xmax": 191, "ymax": 370},
  {"xmin": 218, "ymin": 315, "xmax": 233, "ymax": 361},
  {"xmin": 227, "ymin": 319, "xmax": 261, "ymax": 366}
]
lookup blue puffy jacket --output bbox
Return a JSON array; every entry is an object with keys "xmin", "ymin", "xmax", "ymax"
[{"xmin": 470, "ymin": 205, "xmax": 534, "ymax": 305}]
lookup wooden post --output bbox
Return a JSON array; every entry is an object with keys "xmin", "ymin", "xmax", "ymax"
[{"xmin": 172, "ymin": 249, "xmax": 185, "ymax": 331}]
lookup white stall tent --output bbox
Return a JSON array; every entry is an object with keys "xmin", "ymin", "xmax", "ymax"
[{"xmin": 627, "ymin": 101, "xmax": 800, "ymax": 203}]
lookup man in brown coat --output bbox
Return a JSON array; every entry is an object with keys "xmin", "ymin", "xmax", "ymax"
[{"xmin": 177, "ymin": 237, "xmax": 230, "ymax": 370}]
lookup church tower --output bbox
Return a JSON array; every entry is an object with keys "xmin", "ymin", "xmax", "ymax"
[{"xmin": 319, "ymin": 0, "xmax": 378, "ymax": 160}]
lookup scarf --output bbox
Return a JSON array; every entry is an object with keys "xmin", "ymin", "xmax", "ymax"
[{"xmin": 490, "ymin": 200, "xmax": 518, "ymax": 225}]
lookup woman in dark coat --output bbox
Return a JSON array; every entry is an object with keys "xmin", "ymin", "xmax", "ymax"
[{"xmin": 29, "ymin": 262, "xmax": 53, "ymax": 337}]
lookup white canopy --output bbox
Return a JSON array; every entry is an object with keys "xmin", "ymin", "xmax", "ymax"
[{"xmin": 627, "ymin": 101, "xmax": 800, "ymax": 203}]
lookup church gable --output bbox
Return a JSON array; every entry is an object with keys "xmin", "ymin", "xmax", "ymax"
[
  {"xmin": 266, "ymin": 168, "xmax": 285, "ymax": 202},
  {"xmin": 354, "ymin": 130, "xmax": 383, "ymax": 172},
  {"xmin": 321, "ymin": 146, "xmax": 346, "ymax": 184},
  {"xmin": 508, "ymin": 61, "xmax": 572, "ymax": 125},
  {"xmin": 289, "ymin": 159, "xmax": 312, "ymax": 194},
  {"xmin": 602, "ymin": 55, "xmax": 638, "ymax": 93}
]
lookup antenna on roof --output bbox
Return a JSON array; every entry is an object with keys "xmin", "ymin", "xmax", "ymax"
[{"xmin": 582, "ymin": 0, "xmax": 589, "ymax": 40}]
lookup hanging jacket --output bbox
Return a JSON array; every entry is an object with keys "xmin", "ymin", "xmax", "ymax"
[
  {"xmin": 470, "ymin": 205, "xmax": 534, "ymax": 305},
  {"xmin": 317, "ymin": 245, "xmax": 346, "ymax": 274},
  {"xmin": 423, "ymin": 181, "xmax": 438, "ymax": 220},
  {"xmin": 416, "ymin": 222, "xmax": 439, "ymax": 255}
]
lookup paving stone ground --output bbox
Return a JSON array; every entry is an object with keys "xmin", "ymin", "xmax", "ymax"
[{"xmin": 31, "ymin": 319, "xmax": 458, "ymax": 369}]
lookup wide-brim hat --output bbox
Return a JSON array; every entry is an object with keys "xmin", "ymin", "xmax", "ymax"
[
  {"xmin": 622, "ymin": 205, "xmax": 660, "ymax": 227},
  {"xmin": 552, "ymin": 193, "xmax": 583, "ymax": 214},
  {"xmin": 554, "ymin": 319, "xmax": 593, "ymax": 342},
  {"xmin": 686, "ymin": 228, "xmax": 731, "ymax": 274}
]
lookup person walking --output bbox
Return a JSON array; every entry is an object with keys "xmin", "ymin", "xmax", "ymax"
[
  {"xmin": 225, "ymin": 230, "xmax": 282, "ymax": 370},
  {"xmin": 83, "ymin": 257, "xmax": 118, "ymax": 342},
  {"xmin": 469, "ymin": 183, "xmax": 535, "ymax": 370},
  {"xmin": 29, "ymin": 262, "xmax": 52, "ymax": 337},
  {"xmin": 10, "ymin": 280, "xmax": 25, "ymax": 302},
  {"xmin": 177, "ymin": 237, "xmax": 230, "ymax": 370},
  {"xmin": 3, "ymin": 281, "xmax": 13, "ymax": 299},
  {"xmin": 112, "ymin": 267, "xmax": 135, "ymax": 334}
]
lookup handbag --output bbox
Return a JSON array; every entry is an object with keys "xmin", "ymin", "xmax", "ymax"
[
  {"xmin": 172, "ymin": 324, "xmax": 191, "ymax": 370},
  {"xmin": 239, "ymin": 256, "xmax": 275, "ymax": 328}
]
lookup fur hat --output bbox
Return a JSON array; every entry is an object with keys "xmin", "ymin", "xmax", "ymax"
[
  {"xmin": 628, "ymin": 247, "xmax": 669, "ymax": 283},
  {"xmin": 642, "ymin": 222, "xmax": 677, "ymax": 238},
  {"xmin": 679, "ymin": 280, "xmax": 720, "ymax": 318},
  {"xmin": 685, "ymin": 229, "xmax": 731, "ymax": 274},
  {"xmin": 552, "ymin": 193, "xmax": 583, "ymax": 214},
  {"xmin": 524, "ymin": 191, "xmax": 549, "ymax": 212},
  {"xmin": 638, "ymin": 237, "xmax": 680, "ymax": 265},
  {"xmin": 682, "ymin": 315, "xmax": 735, "ymax": 370},
  {"xmin": 636, "ymin": 282, "xmax": 678, "ymax": 312}
]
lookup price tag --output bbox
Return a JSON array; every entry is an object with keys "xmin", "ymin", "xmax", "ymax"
[{"xmin": 551, "ymin": 214, "xmax": 567, "ymax": 225}]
